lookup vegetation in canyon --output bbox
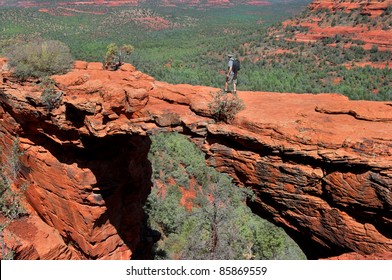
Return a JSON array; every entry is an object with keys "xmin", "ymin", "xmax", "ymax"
[{"xmin": 146, "ymin": 132, "xmax": 306, "ymax": 260}]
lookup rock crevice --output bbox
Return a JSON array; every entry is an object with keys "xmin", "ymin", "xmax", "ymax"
[{"xmin": 0, "ymin": 60, "xmax": 391, "ymax": 259}]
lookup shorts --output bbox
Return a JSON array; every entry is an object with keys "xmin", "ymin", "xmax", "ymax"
[{"xmin": 226, "ymin": 71, "xmax": 237, "ymax": 84}]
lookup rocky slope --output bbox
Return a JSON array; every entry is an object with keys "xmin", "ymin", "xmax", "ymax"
[
  {"xmin": 282, "ymin": 0, "xmax": 392, "ymax": 53},
  {"xmin": 1, "ymin": 59, "xmax": 391, "ymax": 259},
  {"xmin": 309, "ymin": 0, "xmax": 391, "ymax": 16}
]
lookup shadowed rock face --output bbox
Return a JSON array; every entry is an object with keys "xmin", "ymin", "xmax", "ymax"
[
  {"xmin": 1, "ymin": 59, "xmax": 391, "ymax": 259},
  {"xmin": 0, "ymin": 66, "xmax": 154, "ymax": 258}
]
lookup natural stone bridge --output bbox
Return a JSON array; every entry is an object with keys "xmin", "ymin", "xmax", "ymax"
[{"xmin": 1, "ymin": 60, "xmax": 391, "ymax": 259}]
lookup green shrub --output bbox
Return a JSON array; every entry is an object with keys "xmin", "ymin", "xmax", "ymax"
[
  {"xmin": 40, "ymin": 77, "xmax": 63, "ymax": 111},
  {"xmin": 0, "ymin": 178, "xmax": 26, "ymax": 220},
  {"xmin": 6, "ymin": 39, "xmax": 73, "ymax": 80},
  {"xmin": 0, "ymin": 138, "xmax": 26, "ymax": 220},
  {"xmin": 208, "ymin": 90, "xmax": 245, "ymax": 123},
  {"xmin": 0, "ymin": 137, "xmax": 28, "ymax": 260}
]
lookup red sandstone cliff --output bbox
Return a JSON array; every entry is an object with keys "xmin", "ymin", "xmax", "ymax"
[{"xmin": 0, "ymin": 59, "xmax": 391, "ymax": 259}]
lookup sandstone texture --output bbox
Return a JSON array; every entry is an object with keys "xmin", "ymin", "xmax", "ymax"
[{"xmin": 1, "ymin": 59, "xmax": 391, "ymax": 259}]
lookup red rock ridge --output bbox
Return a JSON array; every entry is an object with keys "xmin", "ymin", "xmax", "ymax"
[
  {"xmin": 1, "ymin": 59, "xmax": 391, "ymax": 259},
  {"xmin": 283, "ymin": 0, "xmax": 392, "ymax": 55},
  {"xmin": 310, "ymin": 0, "xmax": 392, "ymax": 16}
]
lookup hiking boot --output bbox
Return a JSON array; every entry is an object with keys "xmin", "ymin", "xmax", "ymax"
[
  {"xmin": 233, "ymin": 90, "xmax": 237, "ymax": 94},
  {"xmin": 224, "ymin": 88, "xmax": 228, "ymax": 93}
]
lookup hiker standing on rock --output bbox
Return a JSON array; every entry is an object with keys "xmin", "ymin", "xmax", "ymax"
[{"xmin": 224, "ymin": 54, "xmax": 240, "ymax": 94}]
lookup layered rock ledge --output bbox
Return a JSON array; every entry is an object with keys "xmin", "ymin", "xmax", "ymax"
[{"xmin": 1, "ymin": 60, "xmax": 391, "ymax": 259}]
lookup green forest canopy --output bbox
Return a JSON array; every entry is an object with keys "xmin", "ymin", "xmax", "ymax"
[{"xmin": 0, "ymin": 1, "xmax": 390, "ymax": 100}]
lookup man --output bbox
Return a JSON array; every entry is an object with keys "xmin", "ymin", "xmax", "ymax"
[{"xmin": 224, "ymin": 54, "xmax": 238, "ymax": 94}]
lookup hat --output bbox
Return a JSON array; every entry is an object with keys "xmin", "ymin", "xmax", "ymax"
[{"xmin": 227, "ymin": 54, "xmax": 234, "ymax": 58}]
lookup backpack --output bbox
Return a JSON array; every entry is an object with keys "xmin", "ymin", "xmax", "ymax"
[{"xmin": 232, "ymin": 59, "xmax": 240, "ymax": 72}]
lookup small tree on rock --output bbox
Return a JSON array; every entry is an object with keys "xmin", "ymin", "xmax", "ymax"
[{"xmin": 104, "ymin": 43, "xmax": 134, "ymax": 70}]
